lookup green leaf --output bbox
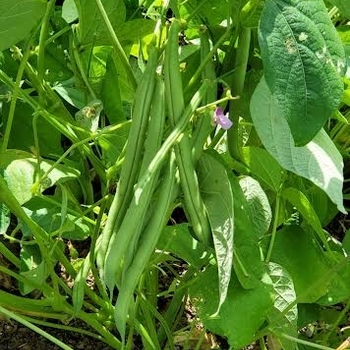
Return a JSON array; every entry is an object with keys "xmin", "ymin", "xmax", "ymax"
[
  {"xmin": 250, "ymin": 77, "xmax": 345, "ymax": 213},
  {"xmin": 2, "ymin": 101, "xmax": 62, "ymax": 157},
  {"xmin": 75, "ymin": 0, "xmax": 126, "ymax": 46},
  {"xmin": 329, "ymin": 0, "xmax": 350, "ymax": 18},
  {"xmin": 19, "ymin": 244, "xmax": 47, "ymax": 295},
  {"xmin": 343, "ymin": 230, "xmax": 350, "ymax": 255},
  {"xmin": 97, "ymin": 122, "xmax": 130, "ymax": 167},
  {"xmin": 241, "ymin": 0, "xmax": 267, "ymax": 28},
  {"xmin": 239, "ymin": 176, "xmax": 272, "ymax": 237},
  {"xmin": 52, "ymin": 84, "xmax": 86, "ymax": 109},
  {"xmin": 116, "ymin": 18, "xmax": 155, "ymax": 44},
  {"xmin": 189, "ymin": 266, "xmax": 274, "ymax": 349},
  {"xmin": 269, "ymin": 226, "xmax": 331, "ymax": 302},
  {"xmin": 281, "ymin": 187, "xmax": 328, "ymax": 245},
  {"xmin": 306, "ymin": 184, "xmax": 337, "ymax": 227},
  {"xmin": 0, "ymin": 203, "xmax": 10, "ymax": 235},
  {"xmin": 62, "ymin": 0, "xmax": 78, "ymax": 23},
  {"xmin": 157, "ymin": 224, "xmax": 209, "ymax": 269},
  {"xmin": 316, "ymin": 252, "xmax": 350, "ymax": 305},
  {"xmin": 197, "ymin": 151, "xmax": 234, "ymax": 312},
  {"xmin": 21, "ymin": 197, "xmax": 90, "ymax": 240},
  {"xmin": 242, "ymin": 146, "xmax": 283, "ymax": 192},
  {"xmin": 267, "ymin": 262, "xmax": 298, "ymax": 350},
  {"xmin": 0, "ymin": 150, "xmax": 80, "ymax": 205},
  {"xmin": 259, "ymin": 0, "xmax": 345, "ymax": 145},
  {"xmin": 230, "ymin": 175, "xmax": 264, "ymax": 289},
  {"xmin": 0, "ymin": 0, "xmax": 46, "ymax": 51}
]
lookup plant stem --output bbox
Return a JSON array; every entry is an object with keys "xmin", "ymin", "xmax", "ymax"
[
  {"xmin": 1, "ymin": 45, "xmax": 31, "ymax": 152},
  {"xmin": 265, "ymin": 193, "xmax": 281, "ymax": 262},
  {"xmin": 37, "ymin": 0, "xmax": 56, "ymax": 104},
  {"xmin": 273, "ymin": 331, "xmax": 335, "ymax": 350},
  {"xmin": 94, "ymin": 0, "xmax": 137, "ymax": 91}
]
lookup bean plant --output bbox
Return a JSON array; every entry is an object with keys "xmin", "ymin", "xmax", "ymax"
[{"xmin": 0, "ymin": 0, "xmax": 350, "ymax": 349}]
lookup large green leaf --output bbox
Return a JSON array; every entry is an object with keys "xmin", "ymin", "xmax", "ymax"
[
  {"xmin": 316, "ymin": 252, "xmax": 350, "ymax": 306},
  {"xmin": 22, "ymin": 197, "xmax": 90, "ymax": 240},
  {"xmin": 157, "ymin": 224, "xmax": 209, "ymax": 269},
  {"xmin": 20, "ymin": 244, "xmax": 48, "ymax": 295},
  {"xmin": 0, "ymin": 150, "xmax": 80, "ymax": 205},
  {"xmin": 329, "ymin": 0, "xmax": 350, "ymax": 18},
  {"xmin": 242, "ymin": 146, "xmax": 283, "ymax": 192},
  {"xmin": 267, "ymin": 262, "xmax": 298, "ymax": 350},
  {"xmin": 239, "ymin": 176, "xmax": 272, "ymax": 237},
  {"xmin": 230, "ymin": 174, "xmax": 265, "ymax": 289},
  {"xmin": 259, "ymin": 0, "xmax": 345, "ymax": 145},
  {"xmin": 197, "ymin": 151, "xmax": 234, "ymax": 312},
  {"xmin": 250, "ymin": 77, "xmax": 345, "ymax": 213},
  {"xmin": 74, "ymin": 0, "xmax": 126, "ymax": 46},
  {"xmin": 281, "ymin": 187, "xmax": 328, "ymax": 245},
  {"xmin": 0, "ymin": 0, "xmax": 46, "ymax": 51},
  {"xmin": 189, "ymin": 266, "xmax": 274, "ymax": 349},
  {"xmin": 269, "ymin": 226, "xmax": 331, "ymax": 302},
  {"xmin": 2, "ymin": 101, "xmax": 62, "ymax": 156}
]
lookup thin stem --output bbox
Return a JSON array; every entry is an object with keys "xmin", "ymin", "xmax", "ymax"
[
  {"xmin": 322, "ymin": 298, "xmax": 350, "ymax": 343},
  {"xmin": 37, "ymin": 0, "xmax": 56, "ymax": 103},
  {"xmin": 71, "ymin": 34, "xmax": 96, "ymax": 99},
  {"xmin": 184, "ymin": 29, "xmax": 231, "ymax": 94},
  {"xmin": 45, "ymin": 25, "xmax": 71, "ymax": 46},
  {"xmin": 265, "ymin": 193, "xmax": 281, "ymax": 262},
  {"xmin": 94, "ymin": 0, "xmax": 137, "ymax": 91},
  {"xmin": 20, "ymin": 315, "xmax": 105, "ymax": 342},
  {"xmin": 1, "ymin": 45, "xmax": 31, "ymax": 152},
  {"xmin": 273, "ymin": 331, "xmax": 335, "ymax": 350}
]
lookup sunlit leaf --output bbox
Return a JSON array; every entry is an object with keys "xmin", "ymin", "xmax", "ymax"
[
  {"xmin": 259, "ymin": 0, "xmax": 345, "ymax": 145},
  {"xmin": 250, "ymin": 77, "xmax": 345, "ymax": 213}
]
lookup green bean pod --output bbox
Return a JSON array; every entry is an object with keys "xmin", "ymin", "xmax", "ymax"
[
  {"xmin": 96, "ymin": 46, "xmax": 159, "ymax": 274},
  {"xmin": 102, "ymin": 75, "xmax": 166, "ymax": 293},
  {"xmin": 114, "ymin": 154, "xmax": 177, "ymax": 344},
  {"xmin": 164, "ymin": 19, "xmax": 212, "ymax": 246},
  {"xmin": 191, "ymin": 25, "xmax": 217, "ymax": 162}
]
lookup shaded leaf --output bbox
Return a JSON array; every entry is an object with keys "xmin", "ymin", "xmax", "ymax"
[
  {"xmin": 230, "ymin": 175, "xmax": 264, "ymax": 289},
  {"xmin": 269, "ymin": 226, "xmax": 331, "ymax": 302},
  {"xmin": 157, "ymin": 224, "xmax": 209, "ymax": 269},
  {"xmin": 0, "ymin": 203, "xmax": 10, "ymax": 235},
  {"xmin": 21, "ymin": 197, "xmax": 90, "ymax": 240},
  {"xmin": 281, "ymin": 187, "xmax": 328, "ymax": 245},
  {"xmin": 19, "ymin": 245, "xmax": 47, "ymax": 295},
  {"xmin": 0, "ymin": 0, "xmax": 46, "ymax": 51},
  {"xmin": 190, "ymin": 266, "xmax": 274, "ymax": 349},
  {"xmin": 242, "ymin": 146, "xmax": 283, "ymax": 192},
  {"xmin": 197, "ymin": 151, "xmax": 234, "ymax": 311},
  {"xmin": 267, "ymin": 262, "xmax": 298, "ymax": 350},
  {"xmin": 75, "ymin": 0, "xmax": 126, "ymax": 46},
  {"xmin": 316, "ymin": 252, "xmax": 350, "ymax": 305},
  {"xmin": 239, "ymin": 176, "xmax": 272, "ymax": 238}
]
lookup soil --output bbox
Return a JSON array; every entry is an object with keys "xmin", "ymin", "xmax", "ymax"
[{"xmin": 0, "ymin": 319, "xmax": 113, "ymax": 350}]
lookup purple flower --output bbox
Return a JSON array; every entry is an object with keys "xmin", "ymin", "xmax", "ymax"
[{"xmin": 213, "ymin": 107, "xmax": 233, "ymax": 130}]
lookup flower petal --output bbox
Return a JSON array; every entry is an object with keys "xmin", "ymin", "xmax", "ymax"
[{"xmin": 213, "ymin": 107, "xmax": 233, "ymax": 130}]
